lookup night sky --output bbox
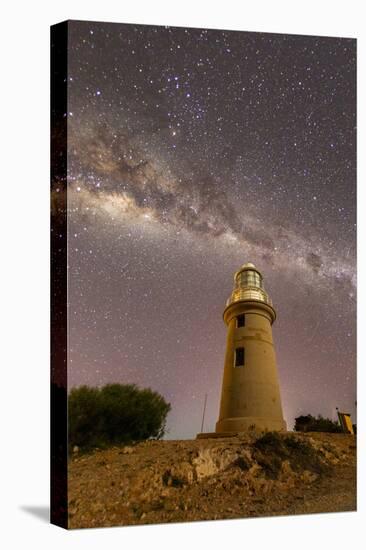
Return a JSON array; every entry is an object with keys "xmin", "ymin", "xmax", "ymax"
[{"xmin": 61, "ymin": 21, "xmax": 356, "ymax": 438}]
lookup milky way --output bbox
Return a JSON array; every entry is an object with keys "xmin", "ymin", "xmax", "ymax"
[{"xmin": 56, "ymin": 21, "xmax": 356, "ymax": 437}]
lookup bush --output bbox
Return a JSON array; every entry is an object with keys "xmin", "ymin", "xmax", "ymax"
[
  {"xmin": 294, "ymin": 414, "xmax": 342, "ymax": 433},
  {"xmin": 68, "ymin": 383, "xmax": 171, "ymax": 451},
  {"xmin": 253, "ymin": 432, "xmax": 329, "ymax": 478}
]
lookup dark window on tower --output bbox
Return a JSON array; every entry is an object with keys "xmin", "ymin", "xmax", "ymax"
[
  {"xmin": 234, "ymin": 347, "xmax": 245, "ymax": 367},
  {"xmin": 237, "ymin": 314, "xmax": 245, "ymax": 328}
]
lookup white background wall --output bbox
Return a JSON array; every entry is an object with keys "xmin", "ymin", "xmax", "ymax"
[{"xmin": 0, "ymin": 1, "xmax": 364, "ymax": 548}]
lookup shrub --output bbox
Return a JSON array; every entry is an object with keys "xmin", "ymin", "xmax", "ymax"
[
  {"xmin": 253, "ymin": 431, "xmax": 329, "ymax": 478},
  {"xmin": 68, "ymin": 383, "xmax": 171, "ymax": 451},
  {"xmin": 294, "ymin": 414, "xmax": 342, "ymax": 433}
]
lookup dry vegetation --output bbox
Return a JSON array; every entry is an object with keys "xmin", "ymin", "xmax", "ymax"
[{"xmin": 68, "ymin": 431, "xmax": 356, "ymax": 529}]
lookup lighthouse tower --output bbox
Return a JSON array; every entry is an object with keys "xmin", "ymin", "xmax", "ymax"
[{"xmin": 215, "ymin": 263, "xmax": 286, "ymax": 433}]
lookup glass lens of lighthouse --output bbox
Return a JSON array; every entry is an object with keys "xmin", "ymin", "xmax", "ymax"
[
  {"xmin": 236, "ymin": 269, "xmax": 262, "ymax": 288},
  {"xmin": 228, "ymin": 265, "xmax": 272, "ymax": 308}
]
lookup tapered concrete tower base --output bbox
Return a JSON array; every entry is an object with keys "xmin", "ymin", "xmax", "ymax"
[
  {"xmin": 216, "ymin": 417, "xmax": 286, "ymax": 433},
  {"xmin": 214, "ymin": 263, "xmax": 287, "ymax": 435}
]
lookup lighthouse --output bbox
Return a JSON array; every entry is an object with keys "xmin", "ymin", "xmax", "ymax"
[{"xmin": 215, "ymin": 263, "xmax": 286, "ymax": 433}]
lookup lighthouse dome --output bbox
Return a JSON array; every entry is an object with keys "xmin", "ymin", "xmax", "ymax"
[{"xmin": 234, "ymin": 262, "xmax": 263, "ymax": 281}]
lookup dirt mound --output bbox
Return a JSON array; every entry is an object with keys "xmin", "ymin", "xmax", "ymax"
[{"xmin": 68, "ymin": 431, "xmax": 356, "ymax": 528}]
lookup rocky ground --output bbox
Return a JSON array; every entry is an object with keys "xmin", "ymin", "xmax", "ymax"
[{"xmin": 68, "ymin": 431, "xmax": 356, "ymax": 529}]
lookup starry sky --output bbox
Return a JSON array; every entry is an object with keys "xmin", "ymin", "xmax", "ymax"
[{"xmin": 58, "ymin": 20, "xmax": 356, "ymax": 438}]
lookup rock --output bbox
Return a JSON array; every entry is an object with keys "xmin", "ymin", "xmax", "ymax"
[
  {"xmin": 192, "ymin": 447, "xmax": 240, "ymax": 480},
  {"xmin": 122, "ymin": 446, "xmax": 134, "ymax": 454},
  {"xmin": 301, "ymin": 470, "xmax": 318, "ymax": 484},
  {"xmin": 248, "ymin": 463, "xmax": 262, "ymax": 477}
]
